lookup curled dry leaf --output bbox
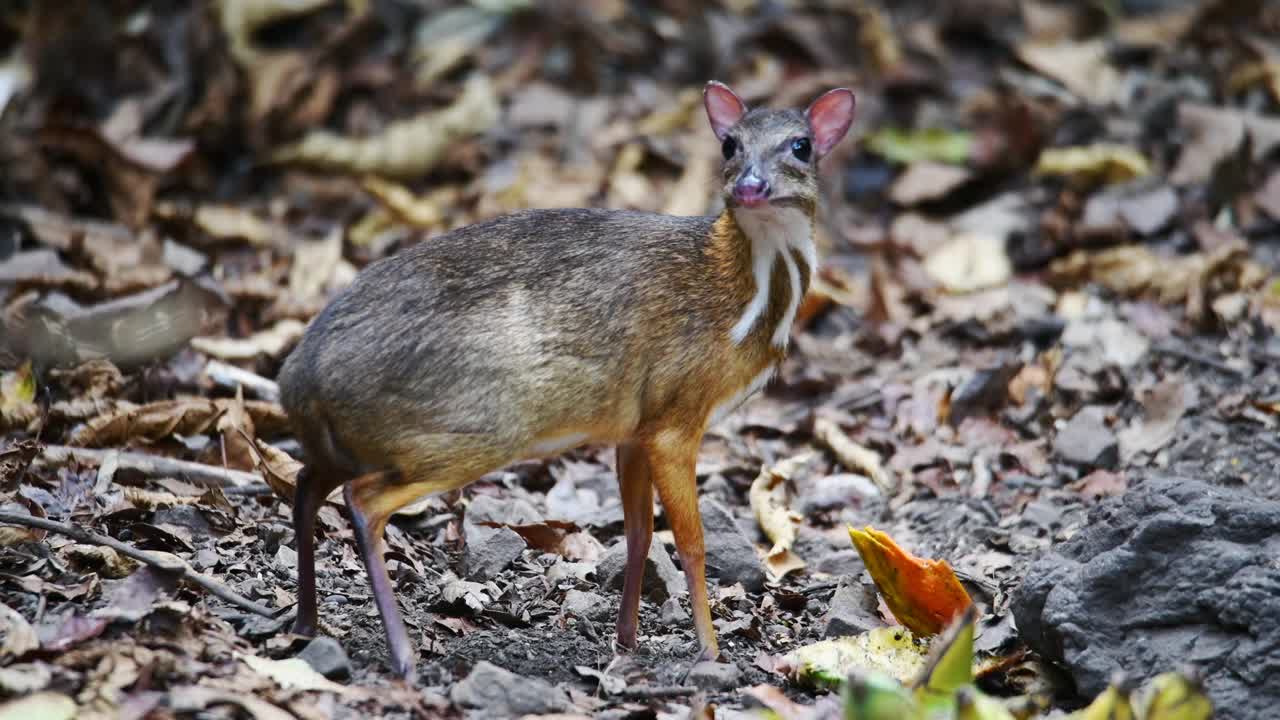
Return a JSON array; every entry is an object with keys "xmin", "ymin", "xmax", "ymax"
[
  {"xmin": 813, "ymin": 417, "xmax": 895, "ymax": 494},
  {"xmin": 288, "ymin": 228, "xmax": 346, "ymax": 301},
  {"xmin": 154, "ymin": 202, "xmax": 285, "ymax": 248},
  {"xmin": 272, "ymin": 74, "xmax": 500, "ymax": 178},
  {"xmin": 749, "ymin": 452, "xmax": 814, "ymax": 581},
  {"xmin": 848, "ymin": 526, "xmax": 973, "ymax": 637},
  {"xmin": 190, "ymin": 318, "xmax": 306, "ymax": 361},
  {"xmin": 248, "ymin": 437, "xmax": 304, "ymax": 502},
  {"xmin": 62, "ymin": 545, "xmax": 138, "ymax": 579},
  {"xmin": 68, "ymin": 397, "xmax": 290, "ymax": 447}
]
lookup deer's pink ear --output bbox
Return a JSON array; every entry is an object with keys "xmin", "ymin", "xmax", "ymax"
[
  {"xmin": 806, "ymin": 88, "xmax": 856, "ymax": 157},
  {"xmin": 704, "ymin": 81, "xmax": 746, "ymax": 141}
]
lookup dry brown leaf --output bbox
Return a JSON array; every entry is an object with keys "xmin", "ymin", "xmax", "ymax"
[
  {"xmin": 749, "ymin": 452, "xmax": 814, "ymax": 581},
  {"xmin": 216, "ymin": 389, "xmax": 257, "ymax": 471},
  {"xmin": 1171, "ymin": 103, "xmax": 1280, "ymax": 186},
  {"xmin": 1017, "ymin": 39, "xmax": 1122, "ymax": 106},
  {"xmin": 1119, "ymin": 378, "xmax": 1197, "ymax": 460},
  {"xmin": 288, "ymin": 228, "xmax": 345, "ymax": 301},
  {"xmin": 158, "ymin": 203, "xmax": 285, "ymax": 248},
  {"xmin": 812, "ymin": 417, "xmax": 895, "ymax": 494},
  {"xmin": 272, "ymin": 74, "xmax": 500, "ymax": 178},
  {"xmin": 238, "ymin": 653, "xmax": 353, "ymax": 694},
  {"xmin": 889, "ymin": 162, "xmax": 972, "ymax": 205},
  {"xmin": 69, "ymin": 397, "xmax": 289, "ymax": 447},
  {"xmin": 191, "ymin": 318, "xmax": 306, "ymax": 361},
  {"xmin": 249, "ymin": 437, "xmax": 304, "ymax": 502},
  {"xmin": 62, "ymin": 545, "xmax": 138, "ymax": 579},
  {"xmin": 923, "ymin": 232, "xmax": 1012, "ymax": 294}
]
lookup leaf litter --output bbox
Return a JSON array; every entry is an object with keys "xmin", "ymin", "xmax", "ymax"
[{"xmin": 1, "ymin": 0, "xmax": 1278, "ymax": 717}]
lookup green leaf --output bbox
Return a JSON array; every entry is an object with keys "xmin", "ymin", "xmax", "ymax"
[{"xmin": 865, "ymin": 128, "xmax": 973, "ymax": 165}]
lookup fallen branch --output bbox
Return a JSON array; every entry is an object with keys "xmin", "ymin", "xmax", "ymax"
[
  {"xmin": 0, "ymin": 510, "xmax": 276, "ymax": 618},
  {"xmin": 37, "ymin": 445, "xmax": 265, "ymax": 489},
  {"xmin": 203, "ymin": 360, "xmax": 281, "ymax": 402}
]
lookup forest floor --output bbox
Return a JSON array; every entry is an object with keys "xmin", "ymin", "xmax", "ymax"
[{"xmin": 2, "ymin": 1, "xmax": 1280, "ymax": 718}]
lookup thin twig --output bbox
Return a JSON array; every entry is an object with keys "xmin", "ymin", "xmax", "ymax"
[
  {"xmin": 36, "ymin": 445, "xmax": 266, "ymax": 489},
  {"xmin": 0, "ymin": 510, "xmax": 276, "ymax": 618},
  {"xmin": 203, "ymin": 360, "xmax": 280, "ymax": 402},
  {"xmin": 616, "ymin": 685, "xmax": 699, "ymax": 700},
  {"xmin": 1153, "ymin": 343, "xmax": 1245, "ymax": 377}
]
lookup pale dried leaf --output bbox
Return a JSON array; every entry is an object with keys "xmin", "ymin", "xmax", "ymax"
[
  {"xmin": 272, "ymin": 74, "xmax": 499, "ymax": 178},
  {"xmin": 238, "ymin": 653, "xmax": 352, "ymax": 694},
  {"xmin": 191, "ymin": 319, "xmax": 306, "ymax": 361}
]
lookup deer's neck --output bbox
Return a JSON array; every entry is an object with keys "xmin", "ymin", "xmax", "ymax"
[{"xmin": 718, "ymin": 205, "xmax": 815, "ymax": 349}]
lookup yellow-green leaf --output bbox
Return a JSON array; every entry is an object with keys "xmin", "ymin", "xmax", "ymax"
[{"xmin": 866, "ymin": 127, "xmax": 973, "ymax": 165}]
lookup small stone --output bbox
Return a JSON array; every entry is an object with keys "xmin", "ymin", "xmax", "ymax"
[
  {"xmin": 821, "ymin": 582, "xmax": 881, "ymax": 638},
  {"xmin": 685, "ymin": 660, "xmax": 741, "ymax": 690},
  {"xmin": 467, "ymin": 494, "xmax": 542, "ymax": 526},
  {"xmin": 698, "ymin": 498, "xmax": 766, "ymax": 592},
  {"xmin": 660, "ymin": 597, "xmax": 688, "ymax": 624},
  {"xmin": 562, "ymin": 589, "xmax": 609, "ymax": 621},
  {"xmin": 450, "ymin": 661, "xmax": 571, "ymax": 716},
  {"xmin": 597, "ymin": 540, "xmax": 685, "ymax": 603},
  {"xmin": 812, "ymin": 549, "xmax": 865, "ymax": 577},
  {"xmin": 297, "ymin": 636, "xmax": 351, "ymax": 681},
  {"xmin": 1053, "ymin": 406, "xmax": 1118, "ymax": 469},
  {"xmin": 463, "ymin": 521, "xmax": 526, "ymax": 581}
]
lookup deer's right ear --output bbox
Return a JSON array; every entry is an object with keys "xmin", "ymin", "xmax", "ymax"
[{"xmin": 704, "ymin": 81, "xmax": 746, "ymax": 141}]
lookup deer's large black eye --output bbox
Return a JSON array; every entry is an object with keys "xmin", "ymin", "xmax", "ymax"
[
  {"xmin": 721, "ymin": 136, "xmax": 738, "ymax": 160},
  {"xmin": 791, "ymin": 137, "xmax": 812, "ymax": 162}
]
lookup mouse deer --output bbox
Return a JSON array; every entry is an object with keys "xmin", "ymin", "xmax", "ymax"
[{"xmin": 277, "ymin": 81, "xmax": 856, "ymax": 677}]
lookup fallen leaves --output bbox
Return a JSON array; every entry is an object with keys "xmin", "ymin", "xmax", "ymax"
[
  {"xmin": 848, "ymin": 526, "xmax": 973, "ymax": 637},
  {"xmin": 271, "ymin": 74, "xmax": 500, "ymax": 178},
  {"xmin": 781, "ymin": 626, "xmax": 926, "ymax": 689},
  {"xmin": 68, "ymin": 397, "xmax": 289, "ymax": 448},
  {"xmin": 749, "ymin": 453, "xmax": 812, "ymax": 581},
  {"xmin": 238, "ymin": 653, "xmax": 353, "ymax": 695}
]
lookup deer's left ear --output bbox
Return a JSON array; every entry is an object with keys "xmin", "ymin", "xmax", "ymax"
[{"xmin": 806, "ymin": 88, "xmax": 856, "ymax": 157}]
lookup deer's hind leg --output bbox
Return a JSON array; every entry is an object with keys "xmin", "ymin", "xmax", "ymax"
[
  {"xmin": 344, "ymin": 434, "xmax": 513, "ymax": 678},
  {"xmin": 293, "ymin": 465, "xmax": 346, "ymax": 637}
]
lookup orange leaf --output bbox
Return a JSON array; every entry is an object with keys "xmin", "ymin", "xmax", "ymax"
[{"xmin": 848, "ymin": 526, "xmax": 972, "ymax": 636}]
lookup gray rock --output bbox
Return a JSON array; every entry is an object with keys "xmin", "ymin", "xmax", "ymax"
[
  {"xmin": 597, "ymin": 539, "xmax": 685, "ymax": 603},
  {"xmin": 1012, "ymin": 477, "xmax": 1280, "ymax": 720},
  {"xmin": 463, "ymin": 521, "xmax": 526, "ymax": 581},
  {"xmin": 297, "ymin": 636, "xmax": 351, "ymax": 681},
  {"xmin": 468, "ymin": 494, "xmax": 541, "ymax": 526},
  {"xmin": 660, "ymin": 597, "xmax": 688, "ymax": 624},
  {"xmin": 698, "ymin": 498, "xmax": 766, "ymax": 592},
  {"xmin": 821, "ymin": 582, "xmax": 880, "ymax": 639},
  {"xmin": 562, "ymin": 589, "xmax": 609, "ymax": 621},
  {"xmin": 450, "ymin": 660, "xmax": 571, "ymax": 716},
  {"xmin": 813, "ymin": 549, "xmax": 865, "ymax": 577},
  {"xmin": 685, "ymin": 660, "xmax": 741, "ymax": 690},
  {"xmin": 1053, "ymin": 406, "xmax": 1118, "ymax": 469}
]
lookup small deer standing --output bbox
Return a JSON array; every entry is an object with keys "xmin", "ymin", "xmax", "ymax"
[{"xmin": 278, "ymin": 81, "xmax": 856, "ymax": 677}]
